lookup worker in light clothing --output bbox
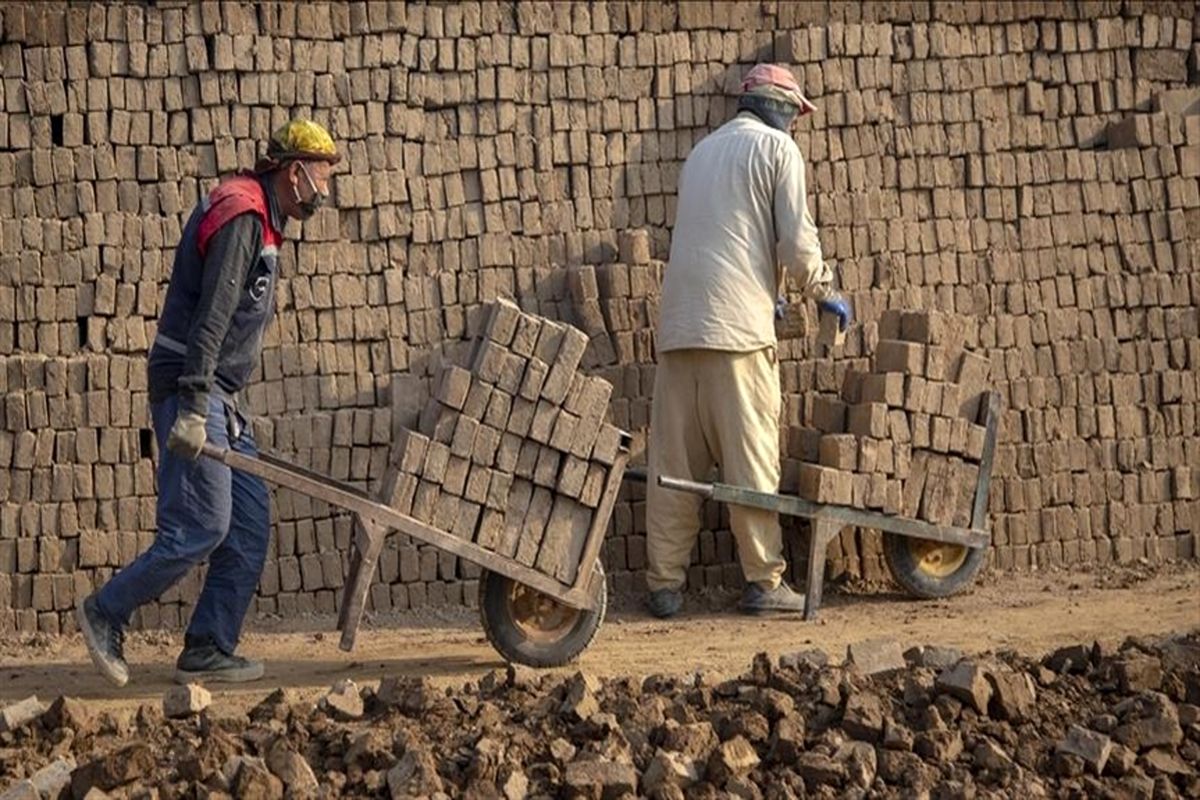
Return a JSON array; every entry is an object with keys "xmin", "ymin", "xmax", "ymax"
[
  {"xmin": 77, "ymin": 120, "xmax": 339, "ymax": 686},
  {"xmin": 646, "ymin": 64, "xmax": 853, "ymax": 618}
]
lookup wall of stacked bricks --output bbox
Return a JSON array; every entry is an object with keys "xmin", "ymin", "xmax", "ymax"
[{"xmin": 0, "ymin": 1, "xmax": 1197, "ymax": 635}]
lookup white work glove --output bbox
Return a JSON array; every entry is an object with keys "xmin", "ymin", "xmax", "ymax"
[{"xmin": 167, "ymin": 411, "xmax": 207, "ymax": 460}]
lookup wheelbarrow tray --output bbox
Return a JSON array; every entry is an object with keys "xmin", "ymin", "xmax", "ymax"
[{"xmin": 201, "ymin": 441, "xmax": 630, "ymax": 652}]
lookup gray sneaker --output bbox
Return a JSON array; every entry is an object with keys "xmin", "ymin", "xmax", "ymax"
[
  {"xmin": 175, "ymin": 644, "xmax": 264, "ymax": 684},
  {"xmin": 76, "ymin": 596, "xmax": 130, "ymax": 687},
  {"xmin": 739, "ymin": 582, "xmax": 807, "ymax": 615},
  {"xmin": 646, "ymin": 588, "xmax": 683, "ymax": 619}
]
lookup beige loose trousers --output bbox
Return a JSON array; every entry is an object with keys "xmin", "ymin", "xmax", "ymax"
[{"xmin": 645, "ymin": 347, "xmax": 786, "ymax": 592}]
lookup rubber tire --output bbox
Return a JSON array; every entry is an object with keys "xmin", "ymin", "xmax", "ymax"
[
  {"xmin": 883, "ymin": 533, "xmax": 987, "ymax": 599},
  {"xmin": 479, "ymin": 564, "xmax": 606, "ymax": 668}
]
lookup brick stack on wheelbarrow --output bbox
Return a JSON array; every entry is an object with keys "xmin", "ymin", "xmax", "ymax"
[
  {"xmin": 377, "ymin": 299, "xmax": 625, "ymax": 586},
  {"xmin": 785, "ymin": 310, "xmax": 993, "ymax": 527}
]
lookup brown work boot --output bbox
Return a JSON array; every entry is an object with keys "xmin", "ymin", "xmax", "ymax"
[{"xmin": 739, "ymin": 581, "xmax": 806, "ymax": 615}]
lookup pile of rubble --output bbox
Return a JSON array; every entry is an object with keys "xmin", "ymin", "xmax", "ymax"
[{"xmin": 3, "ymin": 633, "xmax": 1197, "ymax": 799}]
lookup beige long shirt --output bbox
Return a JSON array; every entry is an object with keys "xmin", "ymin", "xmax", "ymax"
[{"xmin": 658, "ymin": 112, "xmax": 832, "ymax": 353}]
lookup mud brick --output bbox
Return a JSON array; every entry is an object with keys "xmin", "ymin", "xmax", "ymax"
[
  {"xmin": 519, "ymin": 358, "xmax": 549, "ymax": 400},
  {"xmin": 965, "ymin": 424, "xmax": 987, "ymax": 461},
  {"xmin": 496, "ymin": 432, "xmax": 522, "ymax": 473},
  {"xmin": 569, "ymin": 265, "xmax": 600, "ymax": 302},
  {"xmin": 569, "ymin": 378, "xmax": 613, "ymax": 458},
  {"xmin": 533, "ymin": 320, "xmax": 567, "ymax": 364},
  {"xmin": 848, "ymin": 403, "xmax": 888, "ymax": 438},
  {"xmin": 841, "ymin": 370, "xmax": 864, "ymax": 403},
  {"xmin": 911, "ymin": 413, "xmax": 931, "ymax": 448},
  {"xmin": 452, "ymin": 500, "xmax": 482, "ymax": 541},
  {"xmin": 592, "ymin": 423, "xmax": 623, "ymax": 466},
  {"xmin": 506, "ymin": 397, "xmax": 536, "ymax": 437},
  {"xmin": 954, "ymin": 463, "xmax": 978, "ymax": 528},
  {"xmin": 619, "ymin": 229, "xmax": 651, "ymax": 264},
  {"xmin": 817, "ymin": 310, "xmax": 847, "ymax": 348},
  {"xmin": 851, "ymin": 475, "xmax": 870, "ymax": 508},
  {"xmin": 866, "ymin": 473, "xmax": 889, "ymax": 510},
  {"xmin": 901, "ymin": 310, "xmax": 965, "ymax": 345},
  {"xmin": 496, "ymin": 352, "xmax": 527, "ymax": 395},
  {"xmin": 514, "ymin": 486, "xmax": 553, "ymax": 566},
  {"xmin": 939, "ymin": 383, "xmax": 962, "ymax": 418},
  {"xmin": 461, "ymin": 380, "xmax": 493, "ymax": 419},
  {"xmin": 471, "ymin": 424, "xmax": 501, "ymax": 466},
  {"xmin": 949, "ymin": 418, "xmax": 970, "ymax": 455},
  {"xmin": 580, "ymin": 463, "xmax": 607, "ymax": 508},
  {"xmin": 557, "ymin": 455, "xmax": 588, "ymax": 497},
  {"xmin": 422, "ymin": 441, "xmax": 451, "ymax": 484},
  {"xmin": 861, "ymin": 373, "xmax": 904, "ymax": 406},
  {"xmin": 776, "ymin": 302, "xmax": 809, "ymax": 340},
  {"xmin": 921, "ymin": 382, "xmax": 944, "ymax": 415},
  {"xmin": 920, "ymin": 456, "xmax": 960, "ymax": 526},
  {"xmin": 464, "ymin": 465, "xmax": 492, "ymax": 504},
  {"xmin": 483, "ymin": 390, "xmax": 512, "ymax": 430},
  {"xmin": 528, "ymin": 400, "xmax": 559, "ymax": 444},
  {"xmin": 486, "ymin": 471, "xmax": 512, "ymax": 511},
  {"xmin": 879, "ymin": 309, "xmax": 903, "ymax": 340},
  {"xmin": 411, "ymin": 481, "xmax": 440, "ymax": 524},
  {"xmin": 442, "ymin": 455, "xmax": 470, "ymax": 496},
  {"xmin": 435, "ymin": 365, "xmax": 472, "ymax": 410},
  {"xmin": 476, "ymin": 509, "xmax": 505, "ymax": 550},
  {"xmin": 496, "ymin": 479, "xmax": 533, "ymax": 557},
  {"xmin": 888, "ymin": 410, "xmax": 911, "ymax": 443},
  {"xmin": 819, "ymin": 434, "xmax": 858, "ymax": 470},
  {"xmin": 884, "ymin": 479, "xmax": 903, "ymax": 515},
  {"xmin": 471, "ymin": 340, "xmax": 508, "ymax": 384},
  {"xmin": 450, "ymin": 415, "xmax": 479, "ymax": 458},
  {"xmin": 875, "ymin": 340, "xmax": 926, "ymax": 375},
  {"xmin": 877, "ymin": 440, "xmax": 896, "ymax": 474},
  {"xmin": 925, "ymin": 346, "xmax": 956, "ymax": 382},
  {"xmin": 515, "ymin": 439, "xmax": 540, "ymax": 479},
  {"xmin": 955, "ymin": 350, "xmax": 991, "ymax": 420},
  {"xmin": 549, "ymin": 410, "xmax": 579, "ymax": 452},
  {"xmin": 902, "ymin": 375, "xmax": 928, "ymax": 412},
  {"xmin": 392, "ymin": 429, "xmax": 429, "ymax": 474},
  {"xmin": 812, "ymin": 396, "xmax": 847, "ymax": 433},
  {"xmin": 380, "ymin": 469, "xmax": 418, "ymax": 514},
  {"xmin": 858, "ymin": 437, "xmax": 879, "ymax": 472},
  {"xmin": 1173, "ymin": 467, "xmax": 1194, "ymax": 500},
  {"xmin": 902, "ymin": 451, "xmax": 930, "ymax": 518},
  {"xmin": 432, "ymin": 491, "xmax": 462, "ymax": 533},
  {"xmin": 510, "ymin": 314, "xmax": 542, "ymax": 357},
  {"xmin": 894, "ymin": 444, "xmax": 912, "ymax": 479},
  {"xmin": 533, "ymin": 446, "xmax": 561, "ymax": 488},
  {"xmin": 420, "ymin": 405, "xmax": 459, "ymax": 445},
  {"xmin": 541, "ymin": 327, "xmax": 589, "ymax": 404},
  {"xmin": 930, "ymin": 416, "xmax": 953, "ymax": 453},
  {"xmin": 798, "ymin": 464, "xmax": 853, "ymax": 505},
  {"xmin": 484, "ymin": 297, "xmax": 521, "ymax": 345}
]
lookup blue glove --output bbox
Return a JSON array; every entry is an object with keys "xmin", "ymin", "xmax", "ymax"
[
  {"xmin": 774, "ymin": 296, "xmax": 787, "ymax": 320},
  {"xmin": 818, "ymin": 292, "xmax": 853, "ymax": 331}
]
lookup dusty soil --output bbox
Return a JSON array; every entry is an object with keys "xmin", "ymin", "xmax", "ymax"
[{"xmin": 2, "ymin": 563, "xmax": 1197, "ymax": 717}]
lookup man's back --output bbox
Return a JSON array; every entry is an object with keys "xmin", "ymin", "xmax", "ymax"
[{"xmin": 658, "ymin": 114, "xmax": 820, "ymax": 353}]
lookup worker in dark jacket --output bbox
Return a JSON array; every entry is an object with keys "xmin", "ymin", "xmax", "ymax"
[{"xmin": 77, "ymin": 120, "xmax": 339, "ymax": 686}]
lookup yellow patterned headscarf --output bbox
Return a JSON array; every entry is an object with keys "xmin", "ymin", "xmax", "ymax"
[{"xmin": 255, "ymin": 120, "xmax": 340, "ymax": 171}]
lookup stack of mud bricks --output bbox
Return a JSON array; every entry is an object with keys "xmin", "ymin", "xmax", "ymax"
[
  {"xmin": 787, "ymin": 310, "xmax": 991, "ymax": 528},
  {"xmin": 379, "ymin": 299, "xmax": 624, "ymax": 589},
  {"xmin": 0, "ymin": 2, "xmax": 1198, "ymax": 633}
]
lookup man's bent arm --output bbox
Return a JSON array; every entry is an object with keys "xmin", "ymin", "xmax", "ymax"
[
  {"xmin": 176, "ymin": 213, "xmax": 263, "ymax": 416},
  {"xmin": 774, "ymin": 143, "xmax": 834, "ymax": 295}
]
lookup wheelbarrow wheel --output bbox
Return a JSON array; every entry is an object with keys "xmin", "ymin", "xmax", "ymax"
[
  {"xmin": 883, "ymin": 533, "xmax": 987, "ymax": 599},
  {"xmin": 479, "ymin": 564, "xmax": 606, "ymax": 668}
]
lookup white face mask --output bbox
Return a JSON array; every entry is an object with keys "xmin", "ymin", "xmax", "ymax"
[{"xmin": 292, "ymin": 162, "xmax": 328, "ymax": 218}]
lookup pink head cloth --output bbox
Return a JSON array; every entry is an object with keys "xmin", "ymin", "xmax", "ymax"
[{"xmin": 740, "ymin": 63, "xmax": 817, "ymax": 115}]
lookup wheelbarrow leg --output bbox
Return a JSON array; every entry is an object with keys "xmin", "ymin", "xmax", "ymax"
[
  {"xmin": 804, "ymin": 518, "xmax": 839, "ymax": 621},
  {"xmin": 337, "ymin": 514, "xmax": 386, "ymax": 651}
]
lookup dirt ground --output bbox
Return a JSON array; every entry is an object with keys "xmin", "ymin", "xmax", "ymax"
[{"xmin": 2, "ymin": 563, "xmax": 1197, "ymax": 717}]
